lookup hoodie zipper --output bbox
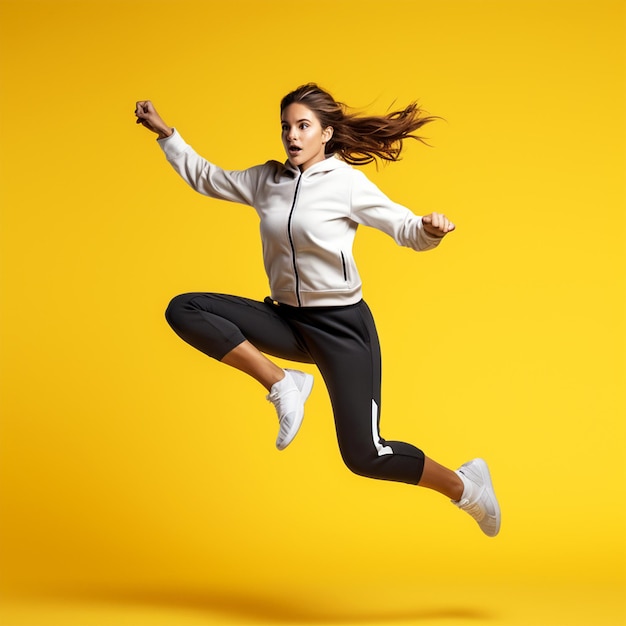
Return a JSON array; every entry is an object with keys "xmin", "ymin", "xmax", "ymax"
[{"xmin": 287, "ymin": 174, "xmax": 303, "ymax": 306}]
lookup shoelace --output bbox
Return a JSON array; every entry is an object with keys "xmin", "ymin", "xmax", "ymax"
[{"xmin": 267, "ymin": 391, "xmax": 287, "ymax": 423}]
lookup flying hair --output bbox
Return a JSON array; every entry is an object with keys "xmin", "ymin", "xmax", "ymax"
[{"xmin": 280, "ymin": 83, "xmax": 438, "ymax": 166}]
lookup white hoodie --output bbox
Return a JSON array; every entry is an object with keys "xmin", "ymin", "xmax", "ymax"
[{"xmin": 159, "ymin": 130, "xmax": 442, "ymax": 307}]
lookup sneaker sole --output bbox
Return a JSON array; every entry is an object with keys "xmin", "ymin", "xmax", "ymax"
[
  {"xmin": 472, "ymin": 458, "xmax": 501, "ymax": 537},
  {"xmin": 276, "ymin": 373, "xmax": 314, "ymax": 451}
]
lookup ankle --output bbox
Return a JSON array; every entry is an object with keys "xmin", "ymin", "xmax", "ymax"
[
  {"xmin": 267, "ymin": 369, "xmax": 288, "ymax": 392},
  {"xmin": 452, "ymin": 471, "xmax": 468, "ymax": 502}
]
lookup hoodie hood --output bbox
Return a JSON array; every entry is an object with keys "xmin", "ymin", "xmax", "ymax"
[{"xmin": 279, "ymin": 154, "xmax": 350, "ymax": 178}]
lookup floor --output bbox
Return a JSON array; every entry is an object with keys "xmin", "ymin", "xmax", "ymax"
[{"xmin": 1, "ymin": 581, "xmax": 624, "ymax": 626}]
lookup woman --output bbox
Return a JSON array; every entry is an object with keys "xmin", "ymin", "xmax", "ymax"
[{"xmin": 135, "ymin": 83, "xmax": 500, "ymax": 537}]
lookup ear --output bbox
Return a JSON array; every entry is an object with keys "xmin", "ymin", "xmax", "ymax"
[{"xmin": 322, "ymin": 126, "xmax": 334, "ymax": 144}]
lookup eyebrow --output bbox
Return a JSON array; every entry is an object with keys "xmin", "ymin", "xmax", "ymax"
[{"xmin": 281, "ymin": 118, "xmax": 312, "ymax": 124}]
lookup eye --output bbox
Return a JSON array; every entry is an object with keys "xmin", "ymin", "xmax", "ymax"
[{"xmin": 300, "ymin": 123, "xmax": 309, "ymax": 130}]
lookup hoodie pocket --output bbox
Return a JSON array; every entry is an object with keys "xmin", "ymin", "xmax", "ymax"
[{"xmin": 340, "ymin": 251, "xmax": 348, "ymax": 282}]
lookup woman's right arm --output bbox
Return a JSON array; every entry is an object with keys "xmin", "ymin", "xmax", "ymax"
[
  {"xmin": 134, "ymin": 100, "xmax": 264, "ymax": 207},
  {"xmin": 135, "ymin": 100, "xmax": 173, "ymax": 139}
]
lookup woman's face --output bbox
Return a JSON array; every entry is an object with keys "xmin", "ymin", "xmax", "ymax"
[{"xmin": 281, "ymin": 103, "xmax": 333, "ymax": 172}]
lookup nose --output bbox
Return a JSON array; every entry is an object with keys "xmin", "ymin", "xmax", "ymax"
[{"xmin": 286, "ymin": 126, "xmax": 298, "ymax": 142}]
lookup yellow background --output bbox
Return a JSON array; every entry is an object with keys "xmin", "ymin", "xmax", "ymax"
[{"xmin": 1, "ymin": 0, "xmax": 624, "ymax": 624}]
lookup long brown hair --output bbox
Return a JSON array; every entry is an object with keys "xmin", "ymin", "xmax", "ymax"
[{"xmin": 280, "ymin": 83, "xmax": 437, "ymax": 166}]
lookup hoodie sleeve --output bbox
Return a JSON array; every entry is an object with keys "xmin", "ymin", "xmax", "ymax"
[
  {"xmin": 157, "ymin": 129, "xmax": 264, "ymax": 206},
  {"xmin": 349, "ymin": 170, "xmax": 443, "ymax": 252}
]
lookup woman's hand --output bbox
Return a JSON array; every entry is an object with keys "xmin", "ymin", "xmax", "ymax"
[
  {"xmin": 135, "ymin": 101, "xmax": 173, "ymax": 139},
  {"xmin": 422, "ymin": 212, "xmax": 456, "ymax": 238}
]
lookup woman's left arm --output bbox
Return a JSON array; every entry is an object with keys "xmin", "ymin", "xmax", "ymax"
[
  {"xmin": 350, "ymin": 171, "xmax": 455, "ymax": 251},
  {"xmin": 421, "ymin": 212, "xmax": 456, "ymax": 238}
]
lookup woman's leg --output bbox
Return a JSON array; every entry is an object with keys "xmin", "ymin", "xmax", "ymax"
[
  {"xmin": 165, "ymin": 293, "xmax": 315, "ymax": 449},
  {"xmin": 165, "ymin": 293, "xmax": 312, "ymax": 364},
  {"xmin": 419, "ymin": 457, "xmax": 463, "ymax": 500},
  {"xmin": 294, "ymin": 301, "xmax": 500, "ymax": 535},
  {"xmin": 290, "ymin": 301, "xmax": 427, "ymax": 484},
  {"xmin": 166, "ymin": 292, "xmax": 298, "ymax": 388},
  {"xmin": 221, "ymin": 340, "xmax": 285, "ymax": 391},
  {"xmin": 291, "ymin": 302, "xmax": 459, "ymax": 495}
]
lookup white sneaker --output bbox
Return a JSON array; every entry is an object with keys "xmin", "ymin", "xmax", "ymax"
[
  {"xmin": 452, "ymin": 458, "xmax": 501, "ymax": 537},
  {"xmin": 267, "ymin": 369, "xmax": 314, "ymax": 450}
]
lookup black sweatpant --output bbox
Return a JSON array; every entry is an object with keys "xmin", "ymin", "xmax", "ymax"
[{"xmin": 165, "ymin": 293, "xmax": 425, "ymax": 485}]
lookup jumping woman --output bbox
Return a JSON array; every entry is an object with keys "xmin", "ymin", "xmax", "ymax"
[{"xmin": 135, "ymin": 83, "xmax": 501, "ymax": 537}]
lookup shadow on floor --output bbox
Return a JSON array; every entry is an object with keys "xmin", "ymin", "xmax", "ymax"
[{"xmin": 55, "ymin": 585, "xmax": 494, "ymax": 623}]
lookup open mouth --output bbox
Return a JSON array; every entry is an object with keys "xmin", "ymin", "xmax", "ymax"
[{"xmin": 288, "ymin": 146, "xmax": 302, "ymax": 155}]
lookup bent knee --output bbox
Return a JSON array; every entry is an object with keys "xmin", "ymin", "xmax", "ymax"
[
  {"xmin": 340, "ymin": 450, "xmax": 378, "ymax": 479},
  {"xmin": 164, "ymin": 293, "xmax": 195, "ymax": 330}
]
